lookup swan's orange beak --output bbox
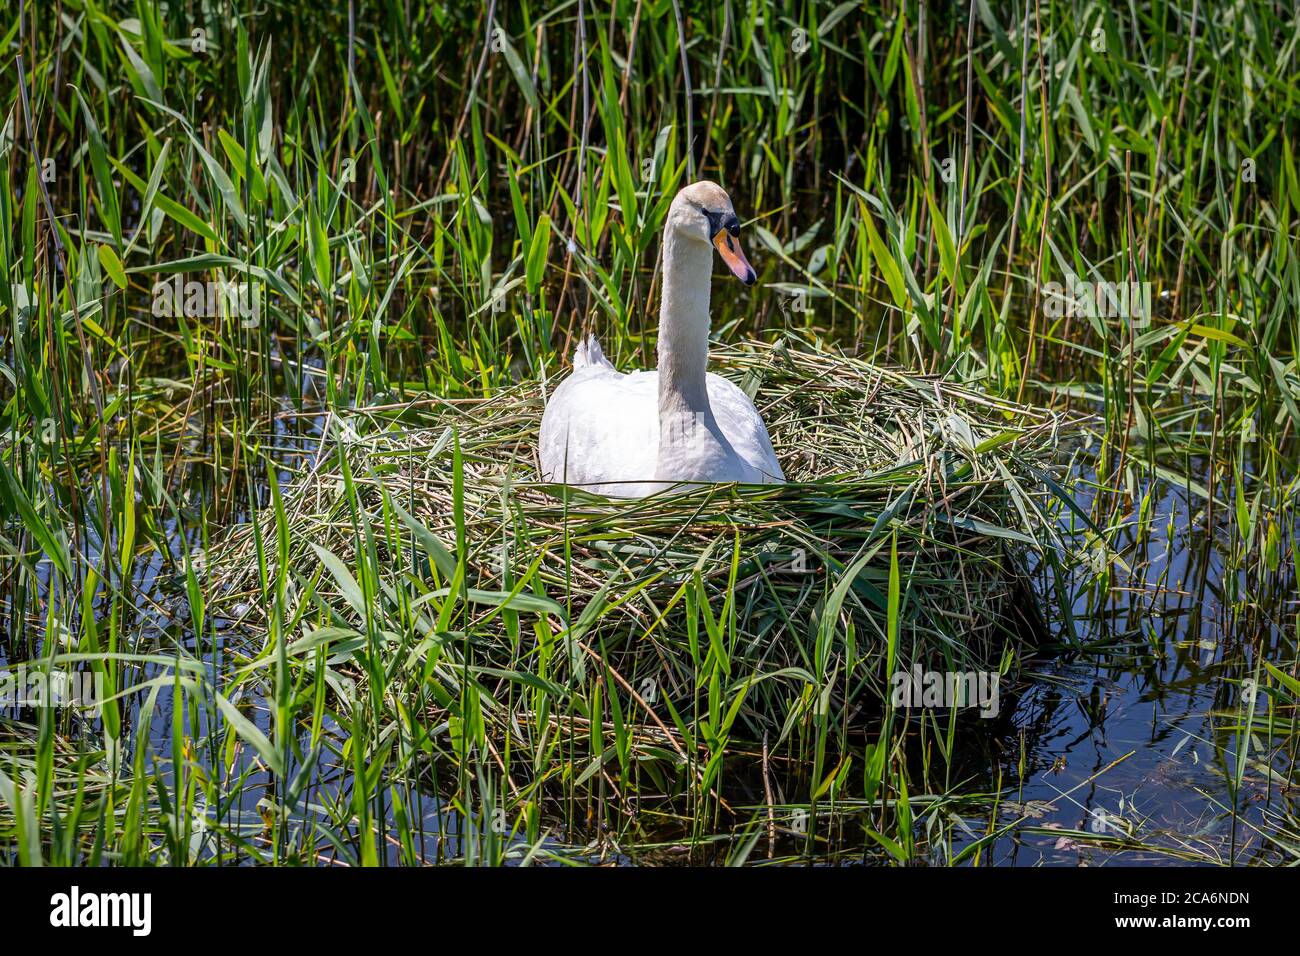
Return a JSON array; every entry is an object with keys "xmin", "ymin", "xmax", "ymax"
[{"xmin": 713, "ymin": 229, "xmax": 756, "ymax": 286}]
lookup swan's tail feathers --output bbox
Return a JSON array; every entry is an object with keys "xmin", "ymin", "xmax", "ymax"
[{"xmin": 572, "ymin": 333, "xmax": 614, "ymax": 370}]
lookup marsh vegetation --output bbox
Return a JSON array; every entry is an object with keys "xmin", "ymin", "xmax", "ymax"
[{"xmin": 1, "ymin": 0, "xmax": 1297, "ymax": 865}]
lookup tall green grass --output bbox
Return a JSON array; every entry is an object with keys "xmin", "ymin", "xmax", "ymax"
[{"xmin": 1, "ymin": 0, "xmax": 1297, "ymax": 864}]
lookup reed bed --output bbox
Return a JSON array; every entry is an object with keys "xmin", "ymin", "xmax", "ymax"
[
  {"xmin": 211, "ymin": 340, "xmax": 1078, "ymax": 756},
  {"xmin": 3, "ymin": 0, "xmax": 1298, "ymax": 866}
]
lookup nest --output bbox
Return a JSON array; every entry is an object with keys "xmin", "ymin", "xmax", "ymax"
[{"xmin": 212, "ymin": 340, "xmax": 1072, "ymax": 738}]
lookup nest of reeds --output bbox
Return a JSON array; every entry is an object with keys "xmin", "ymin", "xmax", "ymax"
[{"xmin": 211, "ymin": 340, "xmax": 1072, "ymax": 737}]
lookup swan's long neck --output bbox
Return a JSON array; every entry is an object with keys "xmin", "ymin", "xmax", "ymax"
[{"xmin": 657, "ymin": 228, "xmax": 713, "ymax": 416}]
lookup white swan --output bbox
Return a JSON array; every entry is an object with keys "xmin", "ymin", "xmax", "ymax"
[{"xmin": 539, "ymin": 181, "xmax": 784, "ymax": 498}]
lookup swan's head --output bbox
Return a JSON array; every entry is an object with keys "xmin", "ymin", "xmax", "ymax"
[{"xmin": 668, "ymin": 181, "xmax": 756, "ymax": 286}]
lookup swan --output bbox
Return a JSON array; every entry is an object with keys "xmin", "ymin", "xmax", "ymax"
[{"xmin": 539, "ymin": 181, "xmax": 784, "ymax": 498}]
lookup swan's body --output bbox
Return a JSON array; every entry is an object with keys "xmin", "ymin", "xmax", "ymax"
[
  {"xmin": 540, "ymin": 338, "xmax": 782, "ymax": 497},
  {"xmin": 539, "ymin": 182, "xmax": 784, "ymax": 497}
]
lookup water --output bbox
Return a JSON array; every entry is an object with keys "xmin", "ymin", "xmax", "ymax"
[{"xmin": 982, "ymin": 462, "xmax": 1296, "ymax": 865}]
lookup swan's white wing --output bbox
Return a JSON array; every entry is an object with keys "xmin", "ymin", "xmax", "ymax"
[
  {"xmin": 706, "ymin": 373, "xmax": 785, "ymax": 482},
  {"xmin": 539, "ymin": 368, "xmax": 660, "ymax": 495}
]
